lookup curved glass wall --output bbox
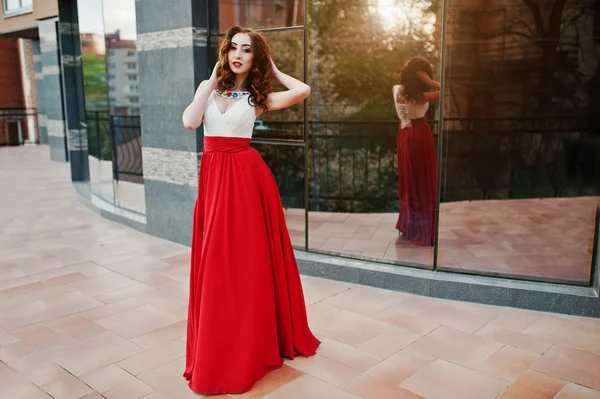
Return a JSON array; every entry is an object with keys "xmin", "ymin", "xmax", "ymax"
[
  {"xmin": 438, "ymin": 0, "xmax": 599, "ymax": 284},
  {"xmin": 206, "ymin": 0, "xmax": 599, "ymax": 285},
  {"xmin": 78, "ymin": 0, "xmax": 145, "ymax": 214}
]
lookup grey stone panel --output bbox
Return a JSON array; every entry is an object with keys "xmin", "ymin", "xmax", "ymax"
[
  {"xmin": 48, "ymin": 135, "xmax": 68, "ymax": 162},
  {"xmin": 144, "ymin": 179, "xmax": 197, "ymax": 246}
]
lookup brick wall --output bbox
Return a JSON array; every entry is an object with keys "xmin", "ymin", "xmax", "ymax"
[
  {"xmin": 0, "ymin": 37, "xmax": 25, "ymax": 145},
  {"xmin": 0, "ymin": 38, "xmax": 24, "ymax": 108}
]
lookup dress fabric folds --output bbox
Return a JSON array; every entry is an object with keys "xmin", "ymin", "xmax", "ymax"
[
  {"xmin": 184, "ymin": 94, "xmax": 320, "ymax": 395},
  {"xmin": 396, "ymin": 117, "xmax": 437, "ymax": 246}
]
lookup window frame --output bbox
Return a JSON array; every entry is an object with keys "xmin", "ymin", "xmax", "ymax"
[{"xmin": 3, "ymin": 0, "xmax": 33, "ymax": 18}]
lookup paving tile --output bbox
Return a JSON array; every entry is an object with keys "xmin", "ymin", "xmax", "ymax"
[
  {"xmin": 475, "ymin": 324, "xmax": 554, "ymax": 354},
  {"xmin": 555, "ymin": 383, "xmax": 600, "ymax": 399},
  {"xmin": 310, "ymin": 309, "xmax": 394, "ymax": 347},
  {"xmin": 475, "ymin": 345, "xmax": 540, "ymax": 381},
  {"xmin": 358, "ymin": 327, "xmax": 421, "ymax": 358},
  {"xmin": 95, "ymin": 305, "xmax": 182, "ymax": 339},
  {"xmin": 44, "ymin": 314, "xmax": 107, "ymax": 340},
  {"xmin": 409, "ymin": 326, "xmax": 503, "ymax": 367},
  {"xmin": 54, "ymin": 331, "xmax": 142, "ymax": 376},
  {"xmin": 372, "ymin": 307, "xmax": 439, "ymax": 335},
  {"xmin": 415, "ymin": 301, "xmax": 498, "ymax": 333},
  {"xmin": 131, "ymin": 320, "xmax": 188, "ymax": 349},
  {"xmin": 400, "ymin": 359, "xmax": 509, "ymax": 399},
  {"xmin": 138, "ymin": 357, "xmax": 202, "ymax": 399},
  {"xmin": 263, "ymin": 374, "xmax": 361, "ymax": 399},
  {"xmin": 365, "ymin": 347, "xmax": 435, "ymax": 386},
  {"xmin": 230, "ymin": 364, "xmax": 303, "ymax": 399},
  {"xmin": 323, "ymin": 286, "xmax": 406, "ymax": 316},
  {"xmin": 343, "ymin": 373, "xmax": 423, "ymax": 399},
  {"xmin": 285, "ymin": 353, "xmax": 361, "ymax": 386},
  {"xmin": 315, "ymin": 336, "xmax": 383, "ymax": 372},
  {"xmin": 118, "ymin": 340, "xmax": 185, "ymax": 375},
  {"xmin": 531, "ymin": 345, "xmax": 600, "ymax": 391},
  {"xmin": 12, "ymin": 324, "xmax": 73, "ymax": 349},
  {"xmin": 103, "ymin": 377, "xmax": 154, "ymax": 399},
  {"xmin": 300, "ymin": 276, "xmax": 355, "ymax": 306},
  {"xmin": 524, "ymin": 315, "xmax": 600, "ymax": 353},
  {"xmin": 0, "ymin": 291, "xmax": 102, "ymax": 330},
  {"xmin": 41, "ymin": 370, "xmax": 94, "ymax": 399},
  {"xmin": 0, "ymin": 371, "xmax": 53, "ymax": 399},
  {"xmin": 80, "ymin": 364, "xmax": 135, "ymax": 393},
  {"xmin": 0, "ymin": 340, "xmax": 37, "ymax": 363},
  {"xmin": 497, "ymin": 369, "xmax": 566, "ymax": 399},
  {"xmin": 483, "ymin": 309, "xmax": 540, "ymax": 332}
]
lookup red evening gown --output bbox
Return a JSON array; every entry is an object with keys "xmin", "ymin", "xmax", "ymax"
[
  {"xmin": 395, "ymin": 99, "xmax": 437, "ymax": 246},
  {"xmin": 184, "ymin": 93, "xmax": 320, "ymax": 395}
]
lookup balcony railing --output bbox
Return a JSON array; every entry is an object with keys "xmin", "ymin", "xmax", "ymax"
[
  {"xmin": 255, "ymin": 117, "xmax": 598, "ymax": 212},
  {"xmin": 85, "ymin": 110, "xmax": 143, "ymax": 183},
  {"xmin": 82, "ymin": 112, "xmax": 598, "ymax": 212}
]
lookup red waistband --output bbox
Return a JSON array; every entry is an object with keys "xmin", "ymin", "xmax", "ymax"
[{"xmin": 204, "ymin": 137, "xmax": 251, "ymax": 153}]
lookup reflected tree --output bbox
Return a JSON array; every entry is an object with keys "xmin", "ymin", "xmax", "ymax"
[
  {"xmin": 447, "ymin": 0, "xmax": 598, "ymax": 118},
  {"xmin": 309, "ymin": 0, "xmax": 441, "ymax": 120}
]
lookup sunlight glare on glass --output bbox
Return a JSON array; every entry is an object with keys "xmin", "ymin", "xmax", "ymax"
[{"xmin": 372, "ymin": 0, "xmax": 436, "ymax": 35}]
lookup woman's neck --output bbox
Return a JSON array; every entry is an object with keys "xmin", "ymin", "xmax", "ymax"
[{"xmin": 231, "ymin": 73, "xmax": 248, "ymax": 91}]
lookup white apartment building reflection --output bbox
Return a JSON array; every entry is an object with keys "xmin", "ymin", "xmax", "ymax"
[{"xmin": 106, "ymin": 30, "xmax": 139, "ymax": 116}]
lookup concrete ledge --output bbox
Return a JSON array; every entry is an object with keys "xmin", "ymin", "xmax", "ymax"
[
  {"xmin": 73, "ymin": 182, "xmax": 147, "ymax": 234},
  {"xmin": 295, "ymin": 251, "xmax": 600, "ymax": 318}
]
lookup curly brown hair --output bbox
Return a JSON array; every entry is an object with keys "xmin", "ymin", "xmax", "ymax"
[
  {"xmin": 216, "ymin": 26, "xmax": 274, "ymax": 111},
  {"xmin": 399, "ymin": 57, "xmax": 434, "ymax": 103}
]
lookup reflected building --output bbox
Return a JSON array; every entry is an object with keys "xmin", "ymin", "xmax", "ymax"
[{"xmin": 106, "ymin": 31, "xmax": 140, "ymax": 116}]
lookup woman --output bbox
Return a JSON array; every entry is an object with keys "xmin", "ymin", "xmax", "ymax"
[
  {"xmin": 181, "ymin": 26, "xmax": 320, "ymax": 395},
  {"xmin": 393, "ymin": 57, "xmax": 440, "ymax": 246}
]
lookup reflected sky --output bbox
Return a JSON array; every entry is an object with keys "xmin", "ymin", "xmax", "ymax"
[
  {"xmin": 78, "ymin": 0, "xmax": 137, "ymax": 39},
  {"xmin": 371, "ymin": 0, "xmax": 436, "ymax": 35}
]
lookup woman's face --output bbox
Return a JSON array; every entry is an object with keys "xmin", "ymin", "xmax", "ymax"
[{"xmin": 228, "ymin": 33, "xmax": 254, "ymax": 76}]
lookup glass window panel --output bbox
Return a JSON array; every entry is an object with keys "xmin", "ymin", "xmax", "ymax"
[
  {"xmin": 102, "ymin": 0, "xmax": 145, "ymax": 214},
  {"xmin": 78, "ymin": 0, "xmax": 114, "ymax": 205},
  {"xmin": 437, "ymin": 0, "xmax": 600, "ymax": 284},
  {"xmin": 307, "ymin": 0, "xmax": 444, "ymax": 269},
  {"xmin": 78, "ymin": 0, "xmax": 145, "ymax": 214},
  {"xmin": 5, "ymin": 0, "xmax": 22, "ymax": 11}
]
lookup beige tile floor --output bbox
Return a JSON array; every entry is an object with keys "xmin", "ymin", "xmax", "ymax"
[
  {"xmin": 284, "ymin": 196, "xmax": 597, "ymax": 285},
  {"xmin": 1, "ymin": 145, "xmax": 600, "ymax": 399}
]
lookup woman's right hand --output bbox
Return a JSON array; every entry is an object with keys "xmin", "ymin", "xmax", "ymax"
[
  {"xmin": 417, "ymin": 71, "xmax": 441, "ymax": 90},
  {"xmin": 416, "ymin": 71, "xmax": 434, "ymax": 86},
  {"xmin": 209, "ymin": 62, "xmax": 219, "ymax": 83}
]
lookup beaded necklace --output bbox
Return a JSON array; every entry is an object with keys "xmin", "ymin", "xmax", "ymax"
[{"xmin": 215, "ymin": 88, "xmax": 250, "ymax": 99}]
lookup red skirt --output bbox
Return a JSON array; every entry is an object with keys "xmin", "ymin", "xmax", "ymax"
[
  {"xmin": 396, "ymin": 118, "xmax": 437, "ymax": 246},
  {"xmin": 184, "ymin": 137, "xmax": 320, "ymax": 395}
]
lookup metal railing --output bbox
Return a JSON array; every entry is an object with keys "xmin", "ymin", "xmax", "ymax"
[
  {"xmin": 85, "ymin": 110, "xmax": 143, "ymax": 183},
  {"xmin": 80, "ymin": 112, "xmax": 598, "ymax": 212},
  {"xmin": 254, "ymin": 117, "xmax": 599, "ymax": 213},
  {"xmin": 0, "ymin": 108, "xmax": 38, "ymax": 146}
]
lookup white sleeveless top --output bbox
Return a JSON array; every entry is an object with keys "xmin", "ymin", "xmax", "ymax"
[
  {"xmin": 203, "ymin": 92, "xmax": 256, "ymax": 138},
  {"xmin": 393, "ymin": 86, "xmax": 429, "ymax": 129}
]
